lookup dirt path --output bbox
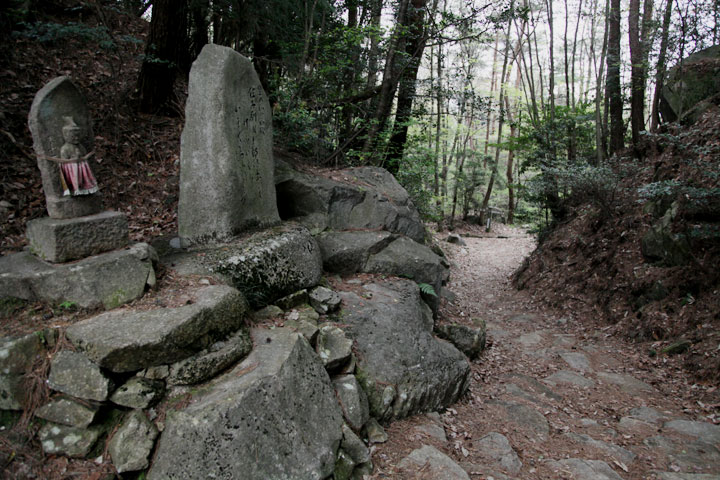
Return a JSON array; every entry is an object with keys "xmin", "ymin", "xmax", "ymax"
[{"xmin": 369, "ymin": 226, "xmax": 720, "ymax": 480}]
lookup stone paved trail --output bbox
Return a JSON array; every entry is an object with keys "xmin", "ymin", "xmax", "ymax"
[{"xmin": 369, "ymin": 227, "xmax": 720, "ymax": 480}]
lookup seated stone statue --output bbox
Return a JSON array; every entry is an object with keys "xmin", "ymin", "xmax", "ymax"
[{"xmin": 57, "ymin": 116, "xmax": 99, "ymax": 196}]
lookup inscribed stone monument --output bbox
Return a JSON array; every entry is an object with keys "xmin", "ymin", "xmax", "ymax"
[{"xmin": 178, "ymin": 44, "xmax": 279, "ymax": 244}]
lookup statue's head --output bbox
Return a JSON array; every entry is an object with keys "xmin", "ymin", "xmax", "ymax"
[{"xmin": 62, "ymin": 116, "xmax": 82, "ymax": 144}]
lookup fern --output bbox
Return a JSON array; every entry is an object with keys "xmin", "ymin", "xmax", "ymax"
[{"xmin": 417, "ymin": 283, "xmax": 437, "ymax": 297}]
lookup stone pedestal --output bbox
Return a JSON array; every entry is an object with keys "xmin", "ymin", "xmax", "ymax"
[{"xmin": 27, "ymin": 211, "xmax": 128, "ymax": 263}]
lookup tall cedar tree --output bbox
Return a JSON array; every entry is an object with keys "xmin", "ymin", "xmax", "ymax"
[
  {"xmin": 607, "ymin": 0, "xmax": 624, "ymax": 153},
  {"xmin": 137, "ymin": 0, "xmax": 188, "ymax": 113}
]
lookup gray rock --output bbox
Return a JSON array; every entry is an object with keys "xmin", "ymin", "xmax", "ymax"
[
  {"xmin": 415, "ymin": 422, "xmax": 447, "ymax": 442},
  {"xmin": 629, "ymin": 406, "xmax": 669, "ymax": 424},
  {"xmin": 39, "ymin": 423, "xmax": 101, "ymax": 458},
  {"xmin": 352, "ymin": 461, "xmax": 374, "ymax": 479},
  {"xmin": 284, "ymin": 319, "xmax": 320, "ymax": 345},
  {"xmin": 275, "ymin": 161, "xmax": 427, "ymax": 243},
  {"xmin": 315, "ymin": 231, "xmax": 396, "ymax": 274},
  {"xmin": 501, "ymin": 402, "xmax": 549, "ymax": 439},
  {"xmin": 335, "ymin": 448, "xmax": 356, "ymax": 480},
  {"xmin": 35, "ymin": 397, "xmax": 99, "ymax": 428},
  {"xmin": 446, "ymin": 233, "xmax": 466, "ymax": 245},
  {"xmin": 475, "ymin": 432, "xmax": 522, "ymax": 474},
  {"xmin": 543, "ymin": 370, "xmax": 595, "ymax": 388},
  {"xmin": 341, "ymin": 280, "xmax": 469, "ymax": 421},
  {"xmin": 334, "ymin": 375, "xmax": 370, "ymax": 431},
  {"xmin": 364, "ymin": 236, "xmax": 448, "ymax": 307},
  {"xmin": 148, "ymin": 328, "xmax": 344, "ymax": 480},
  {"xmin": 293, "ymin": 305, "xmax": 321, "ymax": 324},
  {"xmin": 517, "ymin": 331, "xmax": 544, "ymax": 347},
  {"xmin": 597, "ymin": 371, "xmax": 654, "ymax": 394},
  {"xmin": 435, "ymin": 323, "xmax": 486, "ymax": 360},
  {"xmin": 141, "ymin": 365, "xmax": 170, "ymax": 380},
  {"xmin": 179, "ymin": 44, "xmax": 279, "ymax": 244},
  {"xmin": 28, "ymin": 76, "xmax": 102, "ymax": 219},
  {"xmin": 564, "ymin": 432, "xmax": 636, "ymax": 465},
  {"xmin": 618, "ymin": 416, "xmax": 657, "ymax": 435},
  {"xmin": 398, "ymin": 445, "xmax": 470, "ymax": 480},
  {"xmin": 167, "ymin": 329, "xmax": 252, "ymax": 385},
  {"xmin": 275, "ymin": 290, "xmax": 310, "ymax": 310},
  {"xmin": 546, "ymin": 458, "xmax": 623, "ymax": 480},
  {"xmin": 109, "ymin": 410, "xmax": 159, "ymax": 473},
  {"xmin": 645, "ymin": 435, "xmax": 720, "ymax": 471},
  {"xmin": 309, "ymin": 286, "xmax": 342, "ymax": 314},
  {"xmin": 559, "ymin": 351, "xmax": 592, "ymax": 372},
  {"xmin": 66, "ymin": 285, "xmax": 247, "ymax": 372},
  {"xmin": 365, "ymin": 418, "xmax": 387, "ymax": 444},
  {"xmin": 48, "ymin": 350, "xmax": 112, "ymax": 401},
  {"xmin": 110, "ymin": 377, "xmax": 165, "ymax": 409},
  {"xmin": 175, "ymin": 224, "xmax": 322, "ymax": 308},
  {"xmin": 342, "ymin": 424, "xmax": 370, "ymax": 464},
  {"xmin": 641, "ymin": 202, "xmax": 692, "ymax": 266},
  {"xmin": 253, "ymin": 304, "xmax": 283, "ymax": 321},
  {"xmin": 0, "ymin": 332, "xmax": 44, "ymax": 410},
  {"xmin": 26, "ymin": 211, "xmax": 128, "ymax": 263},
  {"xmin": 316, "ymin": 324, "xmax": 353, "ymax": 371},
  {"xmin": 663, "ymin": 419, "xmax": 720, "ymax": 443},
  {"xmin": 0, "ymin": 242, "xmax": 156, "ymax": 309}
]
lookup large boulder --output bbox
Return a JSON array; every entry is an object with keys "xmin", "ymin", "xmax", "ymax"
[
  {"xmin": 339, "ymin": 280, "xmax": 470, "ymax": 421},
  {"xmin": 166, "ymin": 224, "xmax": 322, "ymax": 308},
  {"xmin": 315, "ymin": 231, "xmax": 396, "ymax": 274},
  {"xmin": 66, "ymin": 285, "xmax": 248, "ymax": 372},
  {"xmin": 275, "ymin": 160, "xmax": 427, "ymax": 243},
  {"xmin": 0, "ymin": 332, "xmax": 45, "ymax": 410},
  {"xmin": 0, "ymin": 242, "xmax": 156, "ymax": 309},
  {"xmin": 148, "ymin": 328, "xmax": 344, "ymax": 480},
  {"xmin": 659, "ymin": 45, "xmax": 720, "ymax": 124}
]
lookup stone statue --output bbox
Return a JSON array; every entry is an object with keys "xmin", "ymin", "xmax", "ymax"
[{"xmin": 57, "ymin": 116, "xmax": 99, "ymax": 196}]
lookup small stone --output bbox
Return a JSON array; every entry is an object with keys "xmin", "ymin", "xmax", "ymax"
[
  {"xmin": 342, "ymin": 424, "xmax": 370, "ymax": 464},
  {"xmin": 501, "ymin": 402, "xmax": 549, "ymax": 439},
  {"xmin": 275, "ymin": 290, "xmax": 309, "ymax": 310},
  {"xmin": 109, "ymin": 410, "xmax": 159, "ymax": 473},
  {"xmin": 285, "ymin": 319, "xmax": 320, "ymax": 345},
  {"xmin": 435, "ymin": 323, "xmax": 486, "ymax": 360},
  {"xmin": 295, "ymin": 305, "xmax": 320, "ymax": 324},
  {"xmin": 414, "ymin": 423, "xmax": 447, "ymax": 442},
  {"xmin": 338, "ymin": 354, "xmax": 357, "ymax": 375},
  {"xmin": 475, "ymin": 432, "xmax": 522, "ymax": 474},
  {"xmin": 39, "ymin": 422, "xmax": 100, "ymax": 458},
  {"xmin": 352, "ymin": 460, "xmax": 374, "ymax": 479},
  {"xmin": 629, "ymin": 406, "xmax": 669, "ymax": 424},
  {"xmin": 110, "ymin": 377, "xmax": 165, "ymax": 409},
  {"xmin": 547, "ymin": 458, "xmax": 623, "ymax": 480},
  {"xmin": 309, "ymin": 286, "xmax": 342, "ymax": 314},
  {"xmin": 141, "ymin": 365, "xmax": 169, "ymax": 380},
  {"xmin": 597, "ymin": 372, "xmax": 654, "ymax": 394},
  {"xmin": 35, "ymin": 397, "xmax": 99, "ymax": 428},
  {"xmin": 253, "ymin": 305, "xmax": 283, "ymax": 321},
  {"xmin": 645, "ymin": 435, "xmax": 720, "ymax": 472},
  {"xmin": 565, "ymin": 432, "xmax": 636, "ymax": 465},
  {"xmin": 334, "ymin": 448, "xmax": 356, "ymax": 480},
  {"xmin": 618, "ymin": 416, "xmax": 657, "ymax": 435},
  {"xmin": 0, "ymin": 332, "xmax": 44, "ymax": 410},
  {"xmin": 559, "ymin": 351, "xmax": 592, "ymax": 372},
  {"xmin": 399, "ymin": 445, "xmax": 470, "ymax": 479},
  {"xmin": 543, "ymin": 370, "xmax": 595, "ymax": 388},
  {"xmin": 333, "ymin": 375, "xmax": 370, "ymax": 431},
  {"xmin": 48, "ymin": 350, "xmax": 112, "ymax": 401},
  {"xmin": 446, "ymin": 234, "xmax": 466, "ymax": 246},
  {"xmin": 316, "ymin": 324, "xmax": 353, "ymax": 371},
  {"xmin": 365, "ymin": 418, "xmax": 387, "ymax": 444}
]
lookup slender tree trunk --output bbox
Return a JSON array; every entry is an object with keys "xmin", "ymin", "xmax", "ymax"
[
  {"xmin": 507, "ymin": 62, "xmax": 522, "ymax": 224},
  {"xmin": 341, "ymin": 0, "xmax": 360, "ymax": 142},
  {"xmin": 137, "ymin": 0, "xmax": 187, "ymax": 114},
  {"xmin": 483, "ymin": 34, "xmax": 500, "ymax": 167},
  {"xmin": 607, "ymin": 0, "xmax": 624, "ymax": 154},
  {"xmin": 594, "ymin": 0, "xmax": 610, "ymax": 164},
  {"xmin": 366, "ymin": 0, "xmax": 383, "ymax": 89},
  {"xmin": 628, "ymin": 0, "xmax": 643, "ymax": 147},
  {"xmin": 650, "ymin": 0, "xmax": 674, "ymax": 131}
]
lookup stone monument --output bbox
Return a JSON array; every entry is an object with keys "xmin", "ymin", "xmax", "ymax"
[
  {"xmin": 27, "ymin": 76, "xmax": 128, "ymax": 262},
  {"xmin": 178, "ymin": 44, "xmax": 280, "ymax": 244}
]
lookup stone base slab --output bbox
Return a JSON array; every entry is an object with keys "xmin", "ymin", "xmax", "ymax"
[
  {"xmin": 27, "ymin": 211, "xmax": 128, "ymax": 263},
  {"xmin": 0, "ymin": 243, "xmax": 156, "ymax": 309},
  {"xmin": 46, "ymin": 193, "xmax": 103, "ymax": 220}
]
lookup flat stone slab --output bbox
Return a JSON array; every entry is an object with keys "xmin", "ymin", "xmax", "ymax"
[
  {"xmin": 39, "ymin": 423, "xmax": 101, "ymax": 458},
  {"xmin": 109, "ymin": 410, "xmax": 158, "ymax": 473},
  {"xmin": 414, "ymin": 423, "xmax": 447, "ymax": 442},
  {"xmin": 339, "ymin": 280, "xmax": 470, "ymax": 421},
  {"xmin": 66, "ymin": 285, "xmax": 248, "ymax": 372},
  {"xmin": 597, "ymin": 372, "xmax": 654, "ymax": 394},
  {"xmin": 48, "ymin": 350, "xmax": 112, "ymax": 401},
  {"xmin": 0, "ymin": 242, "xmax": 156, "ymax": 309},
  {"xmin": 500, "ymin": 401, "xmax": 549, "ymax": 439},
  {"xmin": 517, "ymin": 332, "xmax": 544, "ymax": 348},
  {"xmin": 26, "ymin": 211, "xmax": 128, "ymax": 263},
  {"xmin": 629, "ymin": 406, "xmax": 670, "ymax": 424},
  {"xmin": 546, "ymin": 458, "xmax": 623, "ymax": 480},
  {"xmin": 543, "ymin": 370, "xmax": 595, "ymax": 388},
  {"xmin": 0, "ymin": 332, "xmax": 44, "ymax": 410},
  {"xmin": 645, "ymin": 435, "xmax": 720, "ymax": 472},
  {"xmin": 333, "ymin": 374, "xmax": 370, "ymax": 431},
  {"xmin": 559, "ymin": 351, "xmax": 592, "ymax": 372},
  {"xmin": 148, "ymin": 328, "xmax": 344, "ymax": 480},
  {"xmin": 565, "ymin": 432, "xmax": 636, "ymax": 465},
  {"xmin": 35, "ymin": 397, "xmax": 99, "ymax": 428},
  {"xmin": 398, "ymin": 445, "xmax": 470, "ymax": 480},
  {"xmin": 315, "ymin": 230, "xmax": 395, "ymax": 274},
  {"xmin": 663, "ymin": 420, "xmax": 720, "ymax": 443},
  {"xmin": 475, "ymin": 432, "xmax": 522, "ymax": 474}
]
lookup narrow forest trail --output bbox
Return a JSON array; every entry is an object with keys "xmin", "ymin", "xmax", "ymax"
[{"xmin": 369, "ymin": 226, "xmax": 720, "ymax": 480}]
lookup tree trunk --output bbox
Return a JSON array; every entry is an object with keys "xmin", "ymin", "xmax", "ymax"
[
  {"xmin": 607, "ymin": 0, "xmax": 624, "ymax": 154},
  {"xmin": 650, "ymin": 0, "xmax": 674, "ymax": 131},
  {"xmin": 628, "ymin": 0, "xmax": 643, "ymax": 147},
  {"xmin": 137, "ymin": 0, "xmax": 187, "ymax": 114}
]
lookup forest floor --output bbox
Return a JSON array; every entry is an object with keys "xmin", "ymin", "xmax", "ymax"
[{"xmin": 371, "ymin": 223, "xmax": 720, "ymax": 479}]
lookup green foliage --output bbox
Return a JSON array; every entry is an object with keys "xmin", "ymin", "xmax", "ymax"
[
  {"xmin": 14, "ymin": 21, "xmax": 141, "ymax": 51},
  {"xmin": 417, "ymin": 282, "xmax": 437, "ymax": 297},
  {"xmin": 396, "ymin": 143, "xmax": 441, "ymax": 221},
  {"xmin": 57, "ymin": 300, "xmax": 78, "ymax": 311}
]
